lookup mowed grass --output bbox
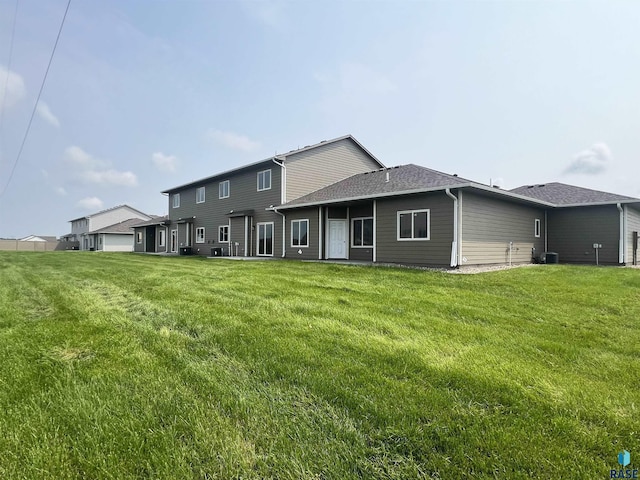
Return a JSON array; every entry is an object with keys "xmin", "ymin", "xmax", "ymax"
[{"xmin": 0, "ymin": 252, "xmax": 638, "ymax": 479}]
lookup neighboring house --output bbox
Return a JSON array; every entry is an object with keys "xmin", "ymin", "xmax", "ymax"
[
  {"xmin": 66, "ymin": 205, "xmax": 153, "ymax": 251},
  {"xmin": 511, "ymin": 183, "xmax": 640, "ymax": 266},
  {"xmin": 135, "ymin": 135, "xmax": 384, "ymax": 257},
  {"xmin": 19, "ymin": 235, "xmax": 57, "ymax": 242}
]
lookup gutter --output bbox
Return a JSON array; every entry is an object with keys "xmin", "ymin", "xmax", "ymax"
[
  {"xmin": 617, "ymin": 203, "xmax": 625, "ymax": 264},
  {"xmin": 445, "ymin": 188, "xmax": 458, "ymax": 267}
]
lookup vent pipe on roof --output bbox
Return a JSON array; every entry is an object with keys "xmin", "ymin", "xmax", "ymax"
[{"xmin": 385, "ymin": 170, "xmax": 390, "ymax": 183}]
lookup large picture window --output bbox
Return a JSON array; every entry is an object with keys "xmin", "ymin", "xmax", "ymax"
[
  {"xmin": 257, "ymin": 169, "xmax": 271, "ymax": 191},
  {"xmin": 218, "ymin": 225, "xmax": 229, "ymax": 243},
  {"xmin": 219, "ymin": 180, "xmax": 230, "ymax": 199},
  {"xmin": 291, "ymin": 219, "xmax": 309, "ymax": 247},
  {"xmin": 397, "ymin": 209, "xmax": 430, "ymax": 240},
  {"xmin": 352, "ymin": 217, "xmax": 373, "ymax": 247}
]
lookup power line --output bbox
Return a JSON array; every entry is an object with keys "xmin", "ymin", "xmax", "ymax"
[
  {"xmin": 0, "ymin": 0, "xmax": 71, "ymax": 199},
  {"xmin": 0, "ymin": 0, "xmax": 20, "ymax": 146}
]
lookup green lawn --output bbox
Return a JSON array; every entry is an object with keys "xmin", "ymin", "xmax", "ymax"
[{"xmin": 0, "ymin": 252, "xmax": 638, "ymax": 479}]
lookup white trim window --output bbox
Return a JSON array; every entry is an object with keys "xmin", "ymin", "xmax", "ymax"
[
  {"xmin": 196, "ymin": 227, "xmax": 205, "ymax": 243},
  {"xmin": 158, "ymin": 229, "xmax": 166, "ymax": 247},
  {"xmin": 291, "ymin": 219, "xmax": 309, "ymax": 247},
  {"xmin": 534, "ymin": 218, "xmax": 541, "ymax": 238},
  {"xmin": 196, "ymin": 186, "xmax": 205, "ymax": 204},
  {"xmin": 218, "ymin": 225, "xmax": 229, "ymax": 243},
  {"xmin": 352, "ymin": 217, "xmax": 373, "ymax": 247},
  {"xmin": 397, "ymin": 209, "xmax": 430, "ymax": 241},
  {"xmin": 257, "ymin": 169, "xmax": 271, "ymax": 191},
  {"xmin": 219, "ymin": 180, "xmax": 230, "ymax": 199},
  {"xmin": 172, "ymin": 193, "xmax": 180, "ymax": 208},
  {"xmin": 257, "ymin": 222, "xmax": 274, "ymax": 256},
  {"xmin": 136, "ymin": 231, "xmax": 143, "ymax": 244}
]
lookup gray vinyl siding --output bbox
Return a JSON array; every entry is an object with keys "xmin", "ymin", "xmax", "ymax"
[
  {"xmin": 547, "ymin": 206, "xmax": 619, "ymax": 264},
  {"xmin": 285, "ymin": 138, "xmax": 381, "ymax": 202},
  {"xmin": 461, "ymin": 192, "xmax": 545, "ymax": 266},
  {"xmin": 168, "ymin": 165, "xmax": 282, "ymax": 256},
  {"xmin": 376, "ymin": 192, "xmax": 453, "ymax": 266},
  {"xmin": 157, "ymin": 226, "xmax": 168, "ymax": 253},
  {"xmin": 284, "ymin": 209, "xmax": 319, "ymax": 260},
  {"xmin": 133, "ymin": 227, "xmax": 145, "ymax": 253},
  {"xmin": 626, "ymin": 207, "xmax": 640, "ymax": 265}
]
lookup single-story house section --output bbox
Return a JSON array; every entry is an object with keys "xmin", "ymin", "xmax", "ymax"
[
  {"xmin": 132, "ymin": 216, "xmax": 170, "ymax": 254},
  {"xmin": 511, "ymin": 183, "xmax": 640, "ymax": 266},
  {"xmin": 275, "ymin": 165, "xmax": 640, "ymax": 267}
]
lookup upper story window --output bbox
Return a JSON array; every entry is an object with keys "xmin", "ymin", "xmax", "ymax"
[
  {"xmin": 534, "ymin": 218, "xmax": 541, "ymax": 238},
  {"xmin": 196, "ymin": 187, "xmax": 205, "ymax": 204},
  {"xmin": 291, "ymin": 219, "xmax": 309, "ymax": 247},
  {"xmin": 397, "ymin": 209, "xmax": 430, "ymax": 241},
  {"xmin": 219, "ymin": 180, "xmax": 230, "ymax": 199},
  {"xmin": 257, "ymin": 169, "xmax": 271, "ymax": 191},
  {"xmin": 352, "ymin": 217, "xmax": 374, "ymax": 247},
  {"xmin": 172, "ymin": 193, "xmax": 180, "ymax": 208}
]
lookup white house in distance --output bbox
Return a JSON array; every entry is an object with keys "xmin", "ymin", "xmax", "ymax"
[{"xmin": 63, "ymin": 205, "xmax": 153, "ymax": 252}]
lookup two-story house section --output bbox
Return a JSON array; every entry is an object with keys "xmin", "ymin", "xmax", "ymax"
[
  {"xmin": 68, "ymin": 205, "xmax": 152, "ymax": 251},
  {"xmin": 158, "ymin": 135, "xmax": 385, "ymax": 257}
]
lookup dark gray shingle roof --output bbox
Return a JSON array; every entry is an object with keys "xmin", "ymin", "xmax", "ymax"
[
  {"xmin": 282, "ymin": 164, "xmax": 470, "ymax": 207},
  {"xmin": 90, "ymin": 218, "xmax": 143, "ymax": 234},
  {"xmin": 130, "ymin": 216, "xmax": 169, "ymax": 228},
  {"xmin": 510, "ymin": 182, "xmax": 638, "ymax": 205}
]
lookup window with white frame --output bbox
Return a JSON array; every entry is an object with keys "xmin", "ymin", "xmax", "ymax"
[
  {"xmin": 352, "ymin": 217, "xmax": 374, "ymax": 247},
  {"xmin": 534, "ymin": 218, "xmax": 541, "ymax": 238},
  {"xmin": 172, "ymin": 193, "xmax": 180, "ymax": 208},
  {"xmin": 136, "ymin": 231, "xmax": 143, "ymax": 244},
  {"xmin": 218, "ymin": 225, "xmax": 229, "ymax": 243},
  {"xmin": 397, "ymin": 209, "xmax": 430, "ymax": 240},
  {"xmin": 219, "ymin": 180, "xmax": 230, "ymax": 199},
  {"xmin": 158, "ymin": 229, "xmax": 165, "ymax": 247},
  {"xmin": 291, "ymin": 219, "xmax": 309, "ymax": 247},
  {"xmin": 257, "ymin": 169, "xmax": 271, "ymax": 191},
  {"xmin": 196, "ymin": 227, "xmax": 205, "ymax": 243},
  {"xmin": 196, "ymin": 186, "xmax": 205, "ymax": 204}
]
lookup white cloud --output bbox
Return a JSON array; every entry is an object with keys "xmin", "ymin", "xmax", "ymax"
[
  {"xmin": 79, "ymin": 169, "xmax": 138, "ymax": 187},
  {"xmin": 564, "ymin": 142, "xmax": 612, "ymax": 175},
  {"xmin": 55, "ymin": 186, "xmax": 67, "ymax": 196},
  {"xmin": 207, "ymin": 130, "xmax": 261, "ymax": 152},
  {"xmin": 64, "ymin": 145, "xmax": 137, "ymax": 186},
  {"xmin": 152, "ymin": 152, "xmax": 178, "ymax": 173},
  {"xmin": 76, "ymin": 197, "xmax": 103, "ymax": 210},
  {"xmin": 36, "ymin": 101, "xmax": 60, "ymax": 127},
  {"xmin": 0, "ymin": 65, "xmax": 26, "ymax": 111}
]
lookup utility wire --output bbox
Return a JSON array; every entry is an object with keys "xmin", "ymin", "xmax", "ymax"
[
  {"xmin": 0, "ymin": 0, "xmax": 20, "ymax": 152},
  {"xmin": 0, "ymin": 0, "xmax": 71, "ymax": 198}
]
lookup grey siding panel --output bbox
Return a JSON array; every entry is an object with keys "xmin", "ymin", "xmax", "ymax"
[
  {"xmin": 627, "ymin": 207, "xmax": 640, "ymax": 265},
  {"xmin": 156, "ymin": 226, "xmax": 168, "ymax": 253},
  {"xmin": 547, "ymin": 206, "xmax": 619, "ymax": 264},
  {"xmin": 284, "ymin": 209, "xmax": 319, "ymax": 260},
  {"xmin": 168, "ymin": 165, "xmax": 283, "ymax": 256},
  {"xmin": 133, "ymin": 227, "xmax": 145, "ymax": 253},
  {"xmin": 376, "ymin": 192, "xmax": 453, "ymax": 266},
  {"xmin": 461, "ymin": 192, "xmax": 545, "ymax": 266},
  {"xmin": 285, "ymin": 138, "xmax": 381, "ymax": 202}
]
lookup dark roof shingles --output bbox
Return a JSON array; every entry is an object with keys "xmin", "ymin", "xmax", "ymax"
[{"xmin": 510, "ymin": 182, "xmax": 637, "ymax": 205}]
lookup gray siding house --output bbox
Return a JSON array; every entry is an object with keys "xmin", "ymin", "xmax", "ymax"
[{"xmin": 137, "ymin": 136, "xmax": 384, "ymax": 257}]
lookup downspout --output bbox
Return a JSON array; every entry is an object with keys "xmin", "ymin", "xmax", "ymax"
[
  {"xmin": 544, "ymin": 210, "xmax": 548, "ymax": 252},
  {"xmin": 272, "ymin": 207, "xmax": 286, "ymax": 258},
  {"xmin": 617, "ymin": 203, "xmax": 625, "ymax": 264},
  {"xmin": 272, "ymin": 156, "xmax": 286, "ymax": 204},
  {"xmin": 445, "ymin": 188, "xmax": 458, "ymax": 267}
]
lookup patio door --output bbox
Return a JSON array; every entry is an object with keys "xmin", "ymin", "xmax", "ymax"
[
  {"xmin": 170, "ymin": 229, "xmax": 178, "ymax": 253},
  {"xmin": 328, "ymin": 219, "xmax": 347, "ymax": 259},
  {"xmin": 256, "ymin": 222, "xmax": 273, "ymax": 256}
]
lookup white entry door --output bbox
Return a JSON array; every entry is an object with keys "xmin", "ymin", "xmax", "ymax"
[{"xmin": 328, "ymin": 220, "xmax": 347, "ymax": 259}]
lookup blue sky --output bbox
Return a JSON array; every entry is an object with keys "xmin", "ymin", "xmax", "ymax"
[{"xmin": 1, "ymin": 0, "xmax": 639, "ymax": 238}]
